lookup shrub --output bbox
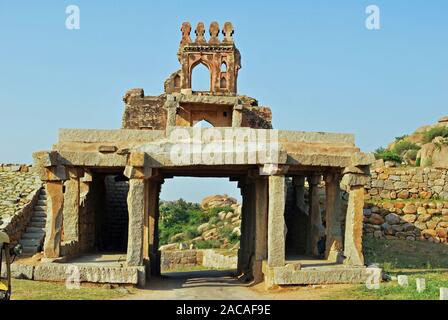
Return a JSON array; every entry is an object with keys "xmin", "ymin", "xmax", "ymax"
[
  {"xmin": 423, "ymin": 127, "xmax": 448, "ymax": 144},
  {"xmin": 195, "ymin": 240, "xmax": 222, "ymax": 249},
  {"xmin": 405, "ymin": 149, "xmax": 419, "ymax": 161},
  {"xmin": 374, "ymin": 147, "xmax": 402, "ymax": 163},
  {"xmin": 415, "ymin": 157, "xmax": 421, "ymax": 167},
  {"xmin": 395, "ymin": 135, "xmax": 408, "ymax": 142},
  {"xmin": 393, "ymin": 140, "xmax": 420, "ymax": 156}
]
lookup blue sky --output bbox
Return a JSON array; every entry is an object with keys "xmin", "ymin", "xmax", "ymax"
[{"xmin": 1, "ymin": 1, "xmax": 447, "ymax": 202}]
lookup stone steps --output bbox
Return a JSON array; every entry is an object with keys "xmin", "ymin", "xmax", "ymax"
[{"xmin": 18, "ymin": 188, "xmax": 47, "ymax": 255}]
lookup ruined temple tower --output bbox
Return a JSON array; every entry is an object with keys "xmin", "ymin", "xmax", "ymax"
[{"xmin": 33, "ymin": 22, "xmax": 374, "ymax": 287}]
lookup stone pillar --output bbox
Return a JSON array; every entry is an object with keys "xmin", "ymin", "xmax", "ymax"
[
  {"xmin": 253, "ymin": 177, "xmax": 268, "ymax": 283},
  {"xmin": 79, "ymin": 170, "xmax": 93, "ymax": 252},
  {"xmin": 325, "ymin": 172, "xmax": 343, "ymax": 262},
  {"xmin": 164, "ymin": 95, "xmax": 179, "ymax": 127},
  {"xmin": 44, "ymin": 181, "xmax": 64, "ymax": 258},
  {"xmin": 267, "ymin": 174, "xmax": 286, "ymax": 267},
  {"xmin": 307, "ymin": 175, "xmax": 323, "ymax": 257},
  {"xmin": 293, "ymin": 176, "xmax": 307, "ymax": 214},
  {"xmin": 62, "ymin": 168, "xmax": 81, "ymax": 243},
  {"xmin": 41, "ymin": 165, "xmax": 67, "ymax": 259},
  {"xmin": 124, "ymin": 160, "xmax": 153, "ymax": 267},
  {"xmin": 126, "ymin": 178, "xmax": 145, "ymax": 266},
  {"xmin": 232, "ymin": 103, "xmax": 243, "ymax": 127},
  {"xmin": 237, "ymin": 181, "xmax": 248, "ymax": 274},
  {"xmin": 342, "ymin": 171, "xmax": 369, "ymax": 266},
  {"xmin": 147, "ymin": 179, "xmax": 162, "ymax": 276}
]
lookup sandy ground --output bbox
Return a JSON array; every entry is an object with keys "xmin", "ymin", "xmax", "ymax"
[{"xmin": 122, "ymin": 269, "xmax": 353, "ymax": 300}]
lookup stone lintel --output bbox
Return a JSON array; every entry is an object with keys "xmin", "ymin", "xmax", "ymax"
[{"xmin": 351, "ymin": 152, "xmax": 375, "ymax": 166}]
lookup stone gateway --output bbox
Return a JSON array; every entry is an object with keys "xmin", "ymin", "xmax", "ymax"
[{"xmin": 32, "ymin": 22, "xmax": 374, "ymax": 287}]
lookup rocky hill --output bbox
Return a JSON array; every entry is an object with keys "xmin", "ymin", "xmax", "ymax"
[
  {"xmin": 375, "ymin": 116, "xmax": 448, "ymax": 169},
  {"xmin": 159, "ymin": 194, "xmax": 242, "ymax": 251}
]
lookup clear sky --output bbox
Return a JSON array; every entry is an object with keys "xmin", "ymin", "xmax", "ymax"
[{"xmin": 1, "ymin": 1, "xmax": 447, "ymax": 202}]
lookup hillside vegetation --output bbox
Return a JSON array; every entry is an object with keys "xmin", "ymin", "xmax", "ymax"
[{"xmin": 159, "ymin": 195, "xmax": 242, "ymax": 250}]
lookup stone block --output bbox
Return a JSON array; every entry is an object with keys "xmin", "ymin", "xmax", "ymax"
[
  {"xmin": 416, "ymin": 278, "xmax": 426, "ymax": 293},
  {"xmin": 397, "ymin": 275, "xmax": 409, "ymax": 287}
]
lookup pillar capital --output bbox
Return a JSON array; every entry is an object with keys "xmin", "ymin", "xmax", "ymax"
[
  {"xmin": 259, "ymin": 164, "xmax": 289, "ymax": 176},
  {"xmin": 124, "ymin": 166, "xmax": 153, "ymax": 180},
  {"xmin": 41, "ymin": 165, "xmax": 68, "ymax": 182}
]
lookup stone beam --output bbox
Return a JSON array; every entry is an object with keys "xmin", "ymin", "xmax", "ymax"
[{"xmin": 62, "ymin": 168, "xmax": 82, "ymax": 243}]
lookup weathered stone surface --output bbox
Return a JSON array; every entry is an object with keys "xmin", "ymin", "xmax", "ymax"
[
  {"xmin": 43, "ymin": 182, "xmax": 64, "ymax": 258},
  {"xmin": 271, "ymin": 265, "xmax": 370, "ymax": 285},
  {"xmin": 34, "ymin": 263, "xmax": 144, "ymax": 284},
  {"xmin": 344, "ymin": 186, "xmax": 365, "ymax": 266},
  {"xmin": 126, "ymin": 179, "xmax": 145, "ymax": 266},
  {"xmin": 267, "ymin": 175, "xmax": 285, "ymax": 267}
]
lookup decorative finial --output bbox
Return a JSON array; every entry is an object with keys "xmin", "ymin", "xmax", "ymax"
[
  {"xmin": 209, "ymin": 21, "xmax": 220, "ymax": 44},
  {"xmin": 222, "ymin": 22, "xmax": 234, "ymax": 44},
  {"xmin": 180, "ymin": 22, "xmax": 192, "ymax": 46},
  {"xmin": 195, "ymin": 22, "xmax": 206, "ymax": 44}
]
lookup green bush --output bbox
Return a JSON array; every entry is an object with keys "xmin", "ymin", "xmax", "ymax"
[
  {"xmin": 423, "ymin": 127, "xmax": 448, "ymax": 144},
  {"xmin": 374, "ymin": 147, "xmax": 402, "ymax": 163},
  {"xmin": 195, "ymin": 240, "xmax": 222, "ymax": 249},
  {"xmin": 393, "ymin": 140, "xmax": 420, "ymax": 156},
  {"xmin": 406, "ymin": 149, "xmax": 419, "ymax": 161},
  {"xmin": 395, "ymin": 135, "xmax": 408, "ymax": 142},
  {"xmin": 415, "ymin": 157, "xmax": 421, "ymax": 167}
]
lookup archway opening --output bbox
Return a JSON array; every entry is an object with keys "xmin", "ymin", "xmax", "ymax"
[
  {"xmin": 191, "ymin": 63, "xmax": 211, "ymax": 92},
  {"xmin": 193, "ymin": 119, "xmax": 214, "ymax": 128},
  {"xmin": 157, "ymin": 177, "xmax": 242, "ymax": 279}
]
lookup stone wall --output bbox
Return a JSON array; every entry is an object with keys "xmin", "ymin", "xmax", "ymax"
[
  {"xmin": 364, "ymin": 201, "xmax": 448, "ymax": 243},
  {"xmin": 366, "ymin": 167, "xmax": 448, "ymax": 201},
  {"xmin": 0, "ymin": 164, "xmax": 42, "ymax": 243},
  {"xmin": 160, "ymin": 249, "xmax": 237, "ymax": 271}
]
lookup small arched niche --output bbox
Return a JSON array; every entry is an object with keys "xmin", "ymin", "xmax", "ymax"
[
  {"xmin": 220, "ymin": 61, "xmax": 227, "ymax": 72},
  {"xmin": 220, "ymin": 76, "xmax": 227, "ymax": 89},
  {"xmin": 173, "ymin": 74, "xmax": 181, "ymax": 88}
]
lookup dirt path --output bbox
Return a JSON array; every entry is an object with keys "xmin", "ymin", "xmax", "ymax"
[{"xmin": 122, "ymin": 270, "xmax": 354, "ymax": 300}]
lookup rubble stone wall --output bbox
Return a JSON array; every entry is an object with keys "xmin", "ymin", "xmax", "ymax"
[
  {"xmin": 364, "ymin": 166, "xmax": 448, "ymax": 244},
  {"xmin": 160, "ymin": 249, "xmax": 237, "ymax": 271},
  {"xmin": 366, "ymin": 167, "xmax": 448, "ymax": 201},
  {"xmin": 0, "ymin": 164, "xmax": 42, "ymax": 242}
]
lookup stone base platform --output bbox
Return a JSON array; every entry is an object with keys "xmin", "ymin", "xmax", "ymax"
[
  {"xmin": 6, "ymin": 253, "xmax": 146, "ymax": 287},
  {"xmin": 265, "ymin": 257, "xmax": 374, "ymax": 286}
]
